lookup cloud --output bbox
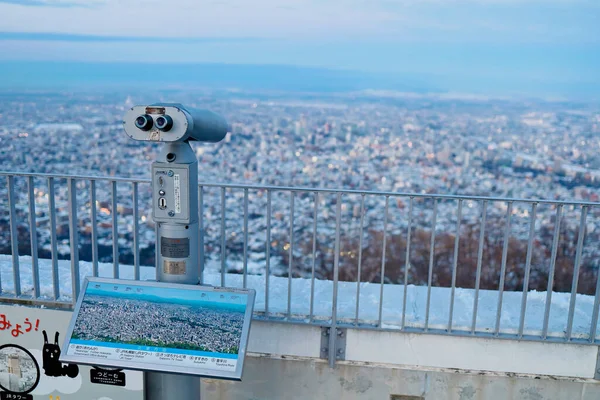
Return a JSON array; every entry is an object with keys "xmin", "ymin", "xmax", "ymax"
[
  {"xmin": 0, "ymin": 0, "xmax": 597, "ymax": 45},
  {"xmin": 0, "ymin": 0, "xmax": 100, "ymax": 7},
  {"xmin": 0, "ymin": 32, "xmax": 264, "ymax": 43}
]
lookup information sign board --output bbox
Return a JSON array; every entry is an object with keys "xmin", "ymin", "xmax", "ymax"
[{"xmin": 60, "ymin": 278, "xmax": 255, "ymax": 381}]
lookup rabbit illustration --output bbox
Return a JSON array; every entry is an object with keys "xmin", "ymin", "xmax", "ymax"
[{"xmin": 42, "ymin": 330, "xmax": 79, "ymax": 378}]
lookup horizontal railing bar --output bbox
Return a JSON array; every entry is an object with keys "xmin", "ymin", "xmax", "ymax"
[
  {"xmin": 197, "ymin": 184, "xmax": 600, "ymax": 206},
  {"xmin": 0, "ymin": 296, "xmax": 74, "ymax": 310},
  {"xmin": 250, "ymin": 315, "xmax": 600, "ymax": 346},
  {"xmin": 0, "ymin": 171, "xmax": 151, "ymax": 184},
  {"xmin": 1, "ymin": 171, "xmax": 598, "ymax": 206}
]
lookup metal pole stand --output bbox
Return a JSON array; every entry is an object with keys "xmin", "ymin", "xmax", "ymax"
[{"xmin": 144, "ymin": 141, "xmax": 201, "ymax": 400}]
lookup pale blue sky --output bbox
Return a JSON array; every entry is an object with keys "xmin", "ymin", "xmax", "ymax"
[{"xmin": 0, "ymin": 0, "xmax": 599, "ymax": 97}]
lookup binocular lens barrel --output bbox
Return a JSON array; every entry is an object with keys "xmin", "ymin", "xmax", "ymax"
[
  {"xmin": 135, "ymin": 114, "xmax": 153, "ymax": 131},
  {"xmin": 156, "ymin": 115, "xmax": 173, "ymax": 132}
]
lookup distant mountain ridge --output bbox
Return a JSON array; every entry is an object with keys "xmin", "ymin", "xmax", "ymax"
[{"xmin": 0, "ymin": 61, "xmax": 436, "ymax": 93}]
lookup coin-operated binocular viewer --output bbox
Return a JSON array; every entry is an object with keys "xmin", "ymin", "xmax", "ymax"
[
  {"xmin": 123, "ymin": 104, "xmax": 228, "ymax": 400},
  {"xmin": 124, "ymin": 104, "xmax": 228, "ymax": 285}
]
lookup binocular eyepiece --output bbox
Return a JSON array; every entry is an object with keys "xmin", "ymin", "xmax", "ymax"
[
  {"xmin": 124, "ymin": 103, "xmax": 229, "ymax": 143},
  {"xmin": 134, "ymin": 114, "xmax": 154, "ymax": 131}
]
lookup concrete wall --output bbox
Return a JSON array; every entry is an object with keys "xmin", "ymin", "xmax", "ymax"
[
  {"xmin": 199, "ymin": 321, "xmax": 600, "ymax": 400},
  {"xmin": 202, "ymin": 356, "xmax": 600, "ymax": 400}
]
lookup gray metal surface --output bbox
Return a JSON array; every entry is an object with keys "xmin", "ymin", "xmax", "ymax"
[
  {"xmin": 27, "ymin": 176, "xmax": 40, "ymax": 297},
  {"xmin": 310, "ymin": 192, "xmax": 318, "ymax": 322},
  {"xmin": 495, "ymin": 202, "xmax": 513, "ymax": 336},
  {"xmin": 243, "ymin": 188, "xmax": 248, "ymax": 288},
  {"xmin": 90, "ymin": 180, "xmax": 98, "ymax": 277},
  {"xmin": 355, "ymin": 194, "xmax": 365, "ymax": 325},
  {"xmin": 199, "ymin": 185, "xmax": 205, "ymax": 284},
  {"xmin": 146, "ymin": 372, "xmax": 200, "ymax": 400},
  {"xmin": 378, "ymin": 196, "xmax": 389, "ymax": 327},
  {"xmin": 48, "ymin": 177, "xmax": 60, "ymax": 300},
  {"xmin": 329, "ymin": 194, "xmax": 342, "ymax": 368},
  {"xmin": 424, "ymin": 198, "xmax": 438, "ymax": 332},
  {"xmin": 471, "ymin": 201, "xmax": 487, "ymax": 334},
  {"xmin": 288, "ymin": 192, "xmax": 294, "ymax": 319},
  {"xmin": 221, "ymin": 186, "xmax": 226, "ymax": 287},
  {"xmin": 320, "ymin": 327, "xmax": 347, "ymax": 362},
  {"xmin": 265, "ymin": 189, "xmax": 272, "ymax": 317},
  {"xmin": 401, "ymin": 197, "xmax": 413, "ymax": 329},
  {"xmin": 7, "ymin": 175, "xmax": 19, "ymax": 296},
  {"xmin": 111, "ymin": 180, "xmax": 119, "ymax": 279},
  {"xmin": 132, "ymin": 182, "xmax": 140, "ymax": 281},
  {"xmin": 566, "ymin": 206, "xmax": 588, "ymax": 340},
  {"xmin": 519, "ymin": 203, "xmax": 537, "ymax": 339},
  {"xmin": 448, "ymin": 199, "xmax": 462, "ymax": 333},
  {"xmin": 67, "ymin": 178, "xmax": 80, "ymax": 299},
  {"xmin": 543, "ymin": 205, "xmax": 563, "ymax": 339},
  {"xmin": 596, "ymin": 347, "xmax": 600, "ymax": 380},
  {"xmin": 148, "ymin": 141, "xmax": 201, "ymax": 398}
]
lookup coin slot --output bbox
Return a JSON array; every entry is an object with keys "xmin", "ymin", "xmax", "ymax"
[{"xmin": 158, "ymin": 197, "xmax": 167, "ymax": 210}]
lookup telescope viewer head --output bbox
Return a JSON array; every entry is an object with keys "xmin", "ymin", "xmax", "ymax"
[{"xmin": 123, "ymin": 103, "xmax": 229, "ymax": 143}]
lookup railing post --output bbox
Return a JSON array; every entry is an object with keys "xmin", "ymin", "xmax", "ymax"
[
  {"xmin": 132, "ymin": 182, "xmax": 140, "ymax": 281},
  {"xmin": 111, "ymin": 180, "xmax": 119, "ymax": 279},
  {"xmin": 198, "ymin": 185, "xmax": 204, "ymax": 284},
  {"xmin": 220, "ymin": 187, "xmax": 226, "ymax": 286},
  {"xmin": 7, "ymin": 175, "xmax": 20, "ymax": 296},
  {"xmin": 329, "ymin": 193, "xmax": 342, "ymax": 368},
  {"xmin": 543, "ymin": 205, "xmax": 563, "ymax": 339},
  {"xmin": 471, "ymin": 200, "xmax": 487, "ymax": 334},
  {"xmin": 401, "ymin": 197, "xmax": 413, "ymax": 329},
  {"xmin": 355, "ymin": 194, "xmax": 365, "ymax": 325},
  {"xmin": 378, "ymin": 196, "xmax": 389, "ymax": 327},
  {"xmin": 90, "ymin": 180, "xmax": 99, "ymax": 277},
  {"xmin": 67, "ymin": 178, "xmax": 80, "ymax": 301},
  {"xmin": 566, "ymin": 206, "xmax": 588, "ymax": 340},
  {"xmin": 424, "ymin": 198, "xmax": 438, "ymax": 331},
  {"xmin": 495, "ymin": 201, "xmax": 513, "ymax": 336},
  {"xmin": 448, "ymin": 199, "xmax": 462, "ymax": 332},
  {"xmin": 287, "ymin": 191, "xmax": 295, "ymax": 319},
  {"xmin": 519, "ymin": 203, "xmax": 537, "ymax": 338},
  {"xmin": 310, "ymin": 192, "xmax": 319, "ymax": 322},
  {"xmin": 48, "ymin": 177, "xmax": 60, "ymax": 300},
  {"xmin": 27, "ymin": 176, "xmax": 40, "ymax": 298},
  {"xmin": 243, "ymin": 188, "xmax": 249, "ymax": 289},
  {"xmin": 265, "ymin": 190, "xmax": 272, "ymax": 317}
]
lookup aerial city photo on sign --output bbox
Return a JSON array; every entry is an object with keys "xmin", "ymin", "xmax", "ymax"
[{"xmin": 62, "ymin": 279, "xmax": 253, "ymax": 378}]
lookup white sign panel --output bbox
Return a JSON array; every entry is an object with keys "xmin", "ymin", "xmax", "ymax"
[{"xmin": 61, "ymin": 278, "xmax": 255, "ymax": 381}]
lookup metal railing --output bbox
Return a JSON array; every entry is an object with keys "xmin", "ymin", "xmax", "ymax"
[{"xmin": 1, "ymin": 171, "xmax": 600, "ymax": 346}]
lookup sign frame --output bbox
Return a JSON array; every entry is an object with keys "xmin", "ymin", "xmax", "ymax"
[{"xmin": 59, "ymin": 277, "xmax": 255, "ymax": 381}]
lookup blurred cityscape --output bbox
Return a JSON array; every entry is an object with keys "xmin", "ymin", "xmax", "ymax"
[{"xmin": 0, "ymin": 90, "xmax": 599, "ymax": 293}]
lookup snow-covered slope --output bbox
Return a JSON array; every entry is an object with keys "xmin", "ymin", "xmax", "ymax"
[{"xmin": 1, "ymin": 255, "xmax": 597, "ymax": 340}]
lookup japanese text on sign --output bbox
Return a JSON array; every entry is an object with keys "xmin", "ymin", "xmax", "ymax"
[{"xmin": 0, "ymin": 314, "xmax": 40, "ymax": 337}]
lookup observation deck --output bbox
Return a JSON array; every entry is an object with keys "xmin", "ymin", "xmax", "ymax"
[{"xmin": 1, "ymin": 171, "xmax": 600, "ymax": 399}]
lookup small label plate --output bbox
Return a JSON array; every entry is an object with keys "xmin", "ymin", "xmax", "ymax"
[
  {"xmin": 0, "ymin": 393, "xmax": 33, "ymax": 400},
  {"xmin": 163, "ymin": 260, "xmax": 186, "ymax": 275},
  {"xmin": 161, "ymin": 237, "xmax": 190, "ymax": 258},
  {"xmin": 90, "ymin": 368, "xmax": 126, "ymax": 387},
  {"xmin": 174, "ymin": 174, "xmax": 181, "ymax": 214}
]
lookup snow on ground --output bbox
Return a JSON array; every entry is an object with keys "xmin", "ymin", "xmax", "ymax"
[{"xmin": 1, "ymin": 255, "xmax": 598, "ymax": 340}]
